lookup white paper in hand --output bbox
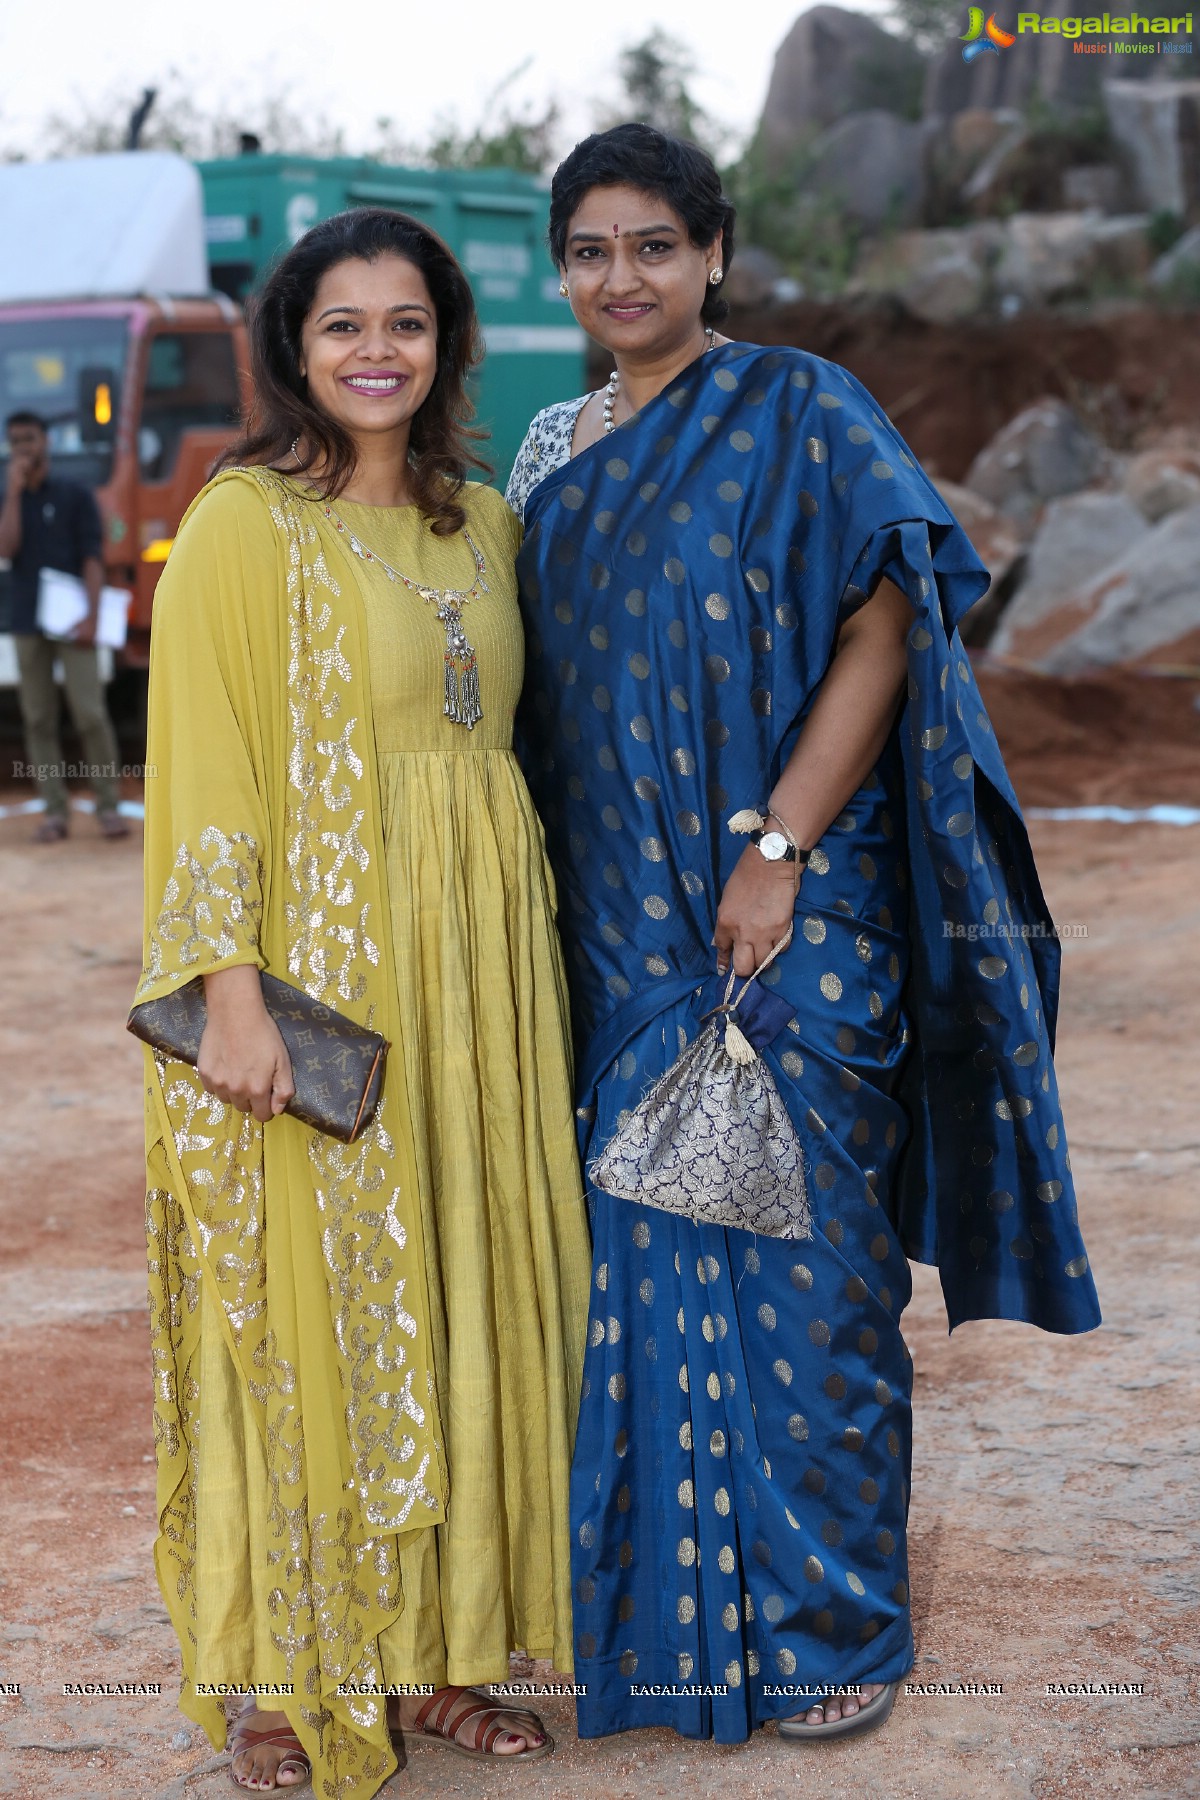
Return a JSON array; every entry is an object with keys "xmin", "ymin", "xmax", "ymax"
[{"xmin": 36, "ymin": 567, "xmax": 130, "ymax": 649}]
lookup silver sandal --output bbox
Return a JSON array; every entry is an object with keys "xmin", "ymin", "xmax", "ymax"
[{"xmin": 777, "ymin": 1680, "xmax": 897, "ymax": 1741}]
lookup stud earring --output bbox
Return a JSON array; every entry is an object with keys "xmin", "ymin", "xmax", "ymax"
[
  {"xmin": 559, "ymin": 280, "xmax": 569, "ymax": 298},
  {"xmin": 708, "ymin": 268, "xmax": 723, "ymax": 287}
]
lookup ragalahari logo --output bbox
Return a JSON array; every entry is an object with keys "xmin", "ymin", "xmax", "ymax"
[{"xmin": 961, "ymin": 7, "xmax": 1019, "ymax": 55}]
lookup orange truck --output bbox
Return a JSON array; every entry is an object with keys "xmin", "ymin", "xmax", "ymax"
[
  {"xmin": 0, "ymin": 150, "xmax": 581, "ymax": 692},
  {"xmin": 0, "ymin": 154, "xmax": 250, "ymax": 680}
]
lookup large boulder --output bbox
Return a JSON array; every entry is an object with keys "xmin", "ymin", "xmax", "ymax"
[
  {"xmin": 1061, "ymin": 165, "xmax": 1121, "ymax": 213},
  {"xmin": 993, "ymin": 213, "xmax": 1094, "ymax": 305},
  {"xmin": 945, "ymin": 106, "xmax": 1022, "ymax": 171},
  {"xmin": 1039, "ymin": 505, "xmax": 1200, "ymax": 673},
  {"xmin": 758, "ymin": 6, "xmax": 925, "ymax": 163},
  {"xmin": 992, "ymin": 211, "xmax": 1150, "ymax": 307},
  {"xmin": 852, "ymin": 212, "xmax": 1149, "ymax": 321},
  {"xmin": 1104, "ymin": 81, "xmax": 1200, "ymax": 223},
  {"xmin": 923, "ymin": 107, "xmax": 1023, "ymax": 219},
  {"xmin": 850, "ymin": 223, "xmax": 1000, "ymax": 323},
  {"xmin": 721, "ymin": 244, "xmax": 785, "ymax": 308},
  {"xmin": 960, "ymin": 119, "xmax": 1033, "ymax": 215},
  {"xmin": 1085, "ymin": 215, "xmax": 1154, "ymax": 285},
  {"xmin": 923, "ymin": 0, "xmax": 1166, "ymax": 119},
  {"xmin": 1122, "ymin": 447, "xmax": 1200, "ymax": 522},
  {"xmin": 802, "ymin": 110, "xmax": 926, "ymax": 230},
  {"xmin": 953, "ymin": 122, "xmax": 1128, "ymax": 220},
  {"xmin": 964, "ymin": 399, "xmax": 1107, "ymax": 524},
  {"xmin": 990, "ymin": 493, "xmax": 1149, "ymax": 660}
]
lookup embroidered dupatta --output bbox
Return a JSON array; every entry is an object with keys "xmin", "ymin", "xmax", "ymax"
[{"xmin": 137, "ymin": 468, "xmax": 446, "ymax": 1797}]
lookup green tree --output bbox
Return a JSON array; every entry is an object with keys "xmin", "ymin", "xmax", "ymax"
[
  {"xmin": 618, "ymin": 30, "xmax": 704, "ymax": 138},
  {"xmin": 408, "ymin": 63, "xmax": 559, "ymax": 174},
  {"xmin": 886, "ymin": 0, "xmax": 962, "ymax": 55},
  {"xmin": 36, "ymin": 72, "xmax": 348, "ymax": 159},
  {"xmin": 602, "ymin": 29, "xmax": 731, "ymax": 155}
]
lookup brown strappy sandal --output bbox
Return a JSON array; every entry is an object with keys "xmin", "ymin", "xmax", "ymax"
[
  {"xmin": 407, "ymin": 1684, "xmax": 554, "ymax": 1762},
  {"xmin": 227, "ymin": 1713, "xmax": 312, "ymax": 1790}
]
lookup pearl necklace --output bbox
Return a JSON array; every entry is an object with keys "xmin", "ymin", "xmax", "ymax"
[{"xmin": 602, "ymin": 327, "xmax": 716, "ymax": 434}]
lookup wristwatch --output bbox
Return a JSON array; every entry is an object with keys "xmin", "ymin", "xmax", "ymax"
[{"xmin": 750, "ymin": 827, "xmax": 809, "ymax": 866}]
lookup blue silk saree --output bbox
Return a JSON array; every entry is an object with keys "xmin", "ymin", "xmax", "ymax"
[{"xmin": 513, "ymin": 342, "xmax": 1100, "ymax": 1741}]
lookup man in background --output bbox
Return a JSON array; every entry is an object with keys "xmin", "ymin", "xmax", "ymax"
[{"xmin": 0, "ymin": 410, "xmax": 128, "ymax": 841}]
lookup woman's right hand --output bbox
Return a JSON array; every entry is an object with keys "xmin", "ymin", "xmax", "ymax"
[{"xmin": 198, "ymin": 965, "xmax": 295, "ymax": 1122}]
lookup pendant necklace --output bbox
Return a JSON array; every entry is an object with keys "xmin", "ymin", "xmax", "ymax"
[
  {"xmin": 603, "ymin": 325, "xmax": 716, "ymax": 435},
  {"xmin": 318, "ymin": 501, "xmax": 487, "ymax": 731}
]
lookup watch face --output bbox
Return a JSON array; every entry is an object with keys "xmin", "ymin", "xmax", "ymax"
[{"xmin": 760, "ymin": 831, "xmax": 789, "ymax": 860}]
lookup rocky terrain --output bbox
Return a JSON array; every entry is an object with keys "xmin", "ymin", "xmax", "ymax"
[
  {"xmin": 727, "ymin": 4, "xmax": 1200, "ymax": 315},
  {"xmin": 716, "ymin": 298, "xmax": 1200, "ymax": 675}
]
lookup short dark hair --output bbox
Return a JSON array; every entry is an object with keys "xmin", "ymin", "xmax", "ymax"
[
  {"xmin": 548, "ymin": 124, "xmax": 736, "ymax": 325},
  {"xmin": 5, "ymin": 410, "xmax": 48, "ymax": 435},
  {"xmin": 218, "ymin": 208, "xmax": 489, "ymax": 536}
]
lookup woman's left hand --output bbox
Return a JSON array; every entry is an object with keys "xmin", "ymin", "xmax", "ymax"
[{"xmin": 714, "ymin": 846, "xmax": 798, "ymax": 978}]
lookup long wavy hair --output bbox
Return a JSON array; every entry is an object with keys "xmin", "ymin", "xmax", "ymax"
[{"xmin": 219, "ymin": 208, "xmax": 489, "ymax": 534}]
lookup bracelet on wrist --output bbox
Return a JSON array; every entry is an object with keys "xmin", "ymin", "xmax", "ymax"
[
  {"xmin": 758, "ymin": 810, "xmax": 811, "ymax": 865},
  {"xmin": 726, "ymin": 805, "xmax": 811, "ymax": 867}
]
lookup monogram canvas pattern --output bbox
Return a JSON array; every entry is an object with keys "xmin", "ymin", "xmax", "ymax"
[{"xmin": 129, "ymin": 972, "xmax": 385, "ymax": 1143}]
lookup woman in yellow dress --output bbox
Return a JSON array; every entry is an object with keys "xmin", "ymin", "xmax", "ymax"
[{"xmin": 134, "ymin": 208, "xmax": 591, "ymax": 1794}]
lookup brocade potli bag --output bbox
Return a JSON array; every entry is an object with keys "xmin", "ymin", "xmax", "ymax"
[{"xmin": 588, "ymin": 932, "xmax": 811, "ymax": 1239}]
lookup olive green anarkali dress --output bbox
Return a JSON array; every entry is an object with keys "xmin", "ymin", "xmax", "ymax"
[{"xmin": 137, "ymin": 468, "xmax": 589, "ymax": 1798}]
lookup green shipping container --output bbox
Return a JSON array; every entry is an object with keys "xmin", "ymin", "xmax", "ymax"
[{"xmin": 198, "ymin": 155, "xmax": 586, "ymax": 481}]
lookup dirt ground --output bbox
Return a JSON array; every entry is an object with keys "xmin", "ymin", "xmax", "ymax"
[{"xmin": 1, "ymin": 679, "xmax": 1199, "ymax": 1800}]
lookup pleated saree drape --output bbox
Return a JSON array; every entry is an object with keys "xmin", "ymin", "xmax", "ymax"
[{"xmin": 513, "ymin": 342, "xmax": 1100, "ymax": 1739}]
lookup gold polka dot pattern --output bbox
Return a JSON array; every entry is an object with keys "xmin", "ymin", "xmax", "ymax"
[{"xmin": 506, "ymin": 341, "xmax": 1095, "ymax": 1735}]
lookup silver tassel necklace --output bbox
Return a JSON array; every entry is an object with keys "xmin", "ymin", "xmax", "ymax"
[{"xmin": 318, "ymin": 503, "xmax": 487, "ymax": 731}]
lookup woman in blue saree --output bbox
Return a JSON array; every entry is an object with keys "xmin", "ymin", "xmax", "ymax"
[{"xmin": 507, "ymin": 125, "xmax": 1100, "ymax": 1746}]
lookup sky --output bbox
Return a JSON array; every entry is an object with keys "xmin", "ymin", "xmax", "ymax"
[{"xmin": 0, "ymin": 0, "xmax": 891, "ymax": 162}]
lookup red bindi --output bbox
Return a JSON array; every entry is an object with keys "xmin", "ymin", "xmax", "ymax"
[{"xmin": 612, "ymin": 223, "xmax": 619, "ymax": 238}]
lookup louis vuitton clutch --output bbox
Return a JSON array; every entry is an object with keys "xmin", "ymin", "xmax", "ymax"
[{"xmin": 127, "ymin": 972, "xmax": 388, "ymax": 1144}]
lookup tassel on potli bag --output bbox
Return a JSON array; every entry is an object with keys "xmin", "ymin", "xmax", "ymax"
[{"xmin": 588, "ymin": 929, "xmax": 812, "ymax": 1240}]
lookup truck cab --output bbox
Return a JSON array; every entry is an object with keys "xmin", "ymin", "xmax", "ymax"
[
  {"xmin": 0, "ymin": 153, "xmax": 247, "ymax": 683},
  {"xmin": 0, "ymin": 149, "xmax": 583, "ymax": 689},
  {"xmin": 0, "ymin": 295, "xmax": 249, "ymax": 668}
]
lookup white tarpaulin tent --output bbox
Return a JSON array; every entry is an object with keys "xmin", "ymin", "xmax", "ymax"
[{"xmin": 0, "ymin": 152, "xmax": 208, "ymax": 302}]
